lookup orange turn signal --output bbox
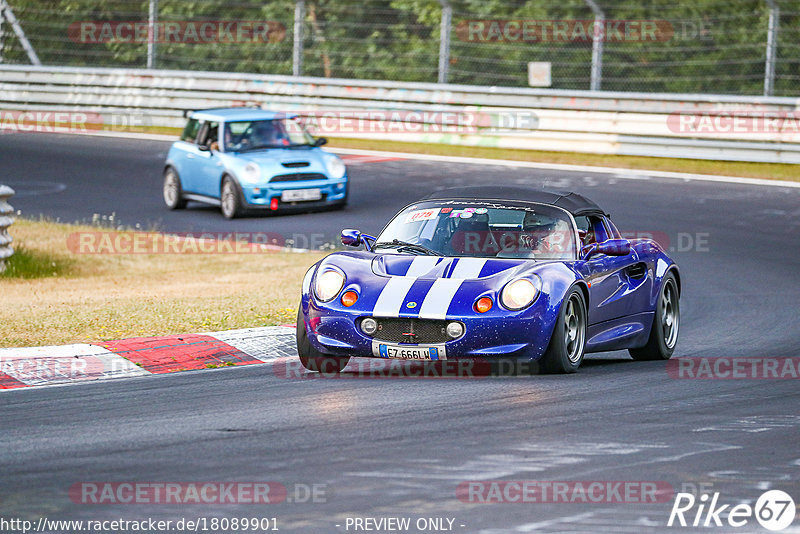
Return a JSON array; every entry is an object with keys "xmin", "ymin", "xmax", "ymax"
[
  {"xmin": 474, "ymin": 297, "xmax": 493, "ymax": 313},
  {"xmin": 341, "ymin": 290, "xmax": 359, "ymax": 307}
]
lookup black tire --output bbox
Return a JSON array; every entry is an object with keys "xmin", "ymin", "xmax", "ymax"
[
  {"xmin": 220, "ymin": 176, "xmax": 245, "ymax": 219},
  {"xmin": 629, "ymin": 273, "xmax": 679, "ymax": 361},
  {"xmin": 540, "ymin": 288, "xmax": 587, "ymax": 374},
  {"xmin": 163, "ymin": 167, "xmax": 187, "ymax": 209},
  {"xmin": 296, "ymin": 307, "xmax": 350, "ymax": 374}
]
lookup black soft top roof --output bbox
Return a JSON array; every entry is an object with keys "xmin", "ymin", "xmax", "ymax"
[{"xmin": 422, "ymin": 186, "xmax": 605, "ymax": 216}]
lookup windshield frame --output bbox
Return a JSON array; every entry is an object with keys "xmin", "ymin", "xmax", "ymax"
[{"xmin": 374, "ymin": 198, "xmax": 580, "ymax": 261}]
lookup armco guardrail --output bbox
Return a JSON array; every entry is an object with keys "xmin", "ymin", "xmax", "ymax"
[
  {"xmin": 1, "ymin": 65, "xmax": 799, "ymax": 163},
  {"xmin": 0, "ymin": 185, "xmax": 15, "ymax": 273}
]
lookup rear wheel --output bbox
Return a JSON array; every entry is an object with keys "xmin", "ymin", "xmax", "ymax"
[
  {"xmin": 163, "ymin": 167, "xmax": 187, "ymax": 209},
  {"xmin": 296, "ymin": 307, "xmax": 350, "ymax": 374},
  {"xmin": 540, "ymin": 289, "xmax": 587, "ymax": 374},
  {"xmin": 220, "ymin": 177, "xmax": 244, "ymax": 219},
  {"xmin": 629, "ymin": 273, "xmax": 679, "ymax": 361}
]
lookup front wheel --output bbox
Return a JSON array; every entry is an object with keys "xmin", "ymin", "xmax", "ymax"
[
  {"xmin": 629, "ymin": 273, "xmax": 679, "ymax": 361},
  {"xmin": 296, "ymin": 307, "xmax": 350, "ymax": 374},
  {"xmin": 220, "ymin": 177, "xmax": 245, "ymax": 219},
  {"xmin": 540, "ymin": 288, "xmax": 587, "ymax": 374},
  {"xmin": 163, "ymin": 167, "xmax": 187, "ymax": 209}
]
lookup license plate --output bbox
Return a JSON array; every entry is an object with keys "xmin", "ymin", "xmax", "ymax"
[
  {"xmin": 281, "ymin": 188, "xmax": 322, "ymax": 202},
  {"xmin": 372, "ymin": 341, "xmax": 446, "ymax": 361}
]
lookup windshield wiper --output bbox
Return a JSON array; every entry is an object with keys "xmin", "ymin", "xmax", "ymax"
[
  {"xmin": 239, "ymin": 144, "xmax": 284, "ymax": 152},
  {"xmin": 373, "ymin": 239, "xmax": 443, "ymax": 256}
]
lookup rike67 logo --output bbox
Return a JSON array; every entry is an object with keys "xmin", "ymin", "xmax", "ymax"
[{"xmin": 668, "ymin": 490, "xmax": 795, "ymax": 531}]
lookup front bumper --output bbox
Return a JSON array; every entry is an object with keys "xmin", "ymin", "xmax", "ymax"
[
  {"xmin": 242, "ymin": 177, "xmax": 347, "ymax": 208},
  {"xmin": 302, "ymin": 294, "xmax": 556, "ymax": 362}
]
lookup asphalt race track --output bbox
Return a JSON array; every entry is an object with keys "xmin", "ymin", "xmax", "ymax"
[{"xmin": 2, "ymin": 132, "xmax": 800, "ymax": 533}]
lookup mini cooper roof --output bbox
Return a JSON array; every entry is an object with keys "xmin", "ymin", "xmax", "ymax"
[
  {"xmin": 186, "ymin": 107, "xmax": 296, "ymax": 122},
  {"xmin": 422, "ymin": 186, "xmax": 606, "ymax": 217}
]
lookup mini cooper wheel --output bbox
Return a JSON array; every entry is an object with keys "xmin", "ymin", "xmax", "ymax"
[
  {"xmin": 629, "ymin": 273, "xmax": 680, "ymax": 361},
  {"xmin": 220, "ymin": 176, "xmax": 245, "ymax": 219},
  {"xmin": 540, "ymin": 288, "xmax": 587, "ymax": 374},
  {"xmin": 163, "ymin": 167, "xmax": 187, "ymax": 209},
  {"xmin": 296, "ymin": 307, "xmax": 350, "ymax": 374}
]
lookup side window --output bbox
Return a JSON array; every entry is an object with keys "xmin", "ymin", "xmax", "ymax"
[
  {"xmin": 181, "ymin": 118, "xmax": 200, "ymax": 142},
  {"xmin": 198, "ymin": 121, "xmax": 220, "ymax": 149},
  {"xmin": 574, "ymin": 215, "xmax": 608, "ymax": 247},
  {"xmin": 604, "ymin": 217, "xmax": 622, "ymax": 239}
]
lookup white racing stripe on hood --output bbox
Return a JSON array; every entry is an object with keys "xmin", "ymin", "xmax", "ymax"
[
  {"xmin": 371, "ymin": 257, "xmax": 488, "ymax": 319},
  {"xmin": 372, "ymin": 276, "xmax": 417, "ymax": 317},
  {"xmin": 417, "ymin": 258, "xmax": 487, "ymax": 320},
  {"xmin": 404, "ymin": 256, "xmax": 440, "ymax": 277},
  {"xmin": 449, "ymin": 258, "xmax": 487, "ymax": 280}
]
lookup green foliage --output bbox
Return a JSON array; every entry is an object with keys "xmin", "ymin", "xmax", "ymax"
[{"xmin": 1, "ymin": 0, "xmax": 797, "ymax": 95}]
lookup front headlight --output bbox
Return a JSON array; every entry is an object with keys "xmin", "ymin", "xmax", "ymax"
[
  {"xmin": 500, "ymin": 278, "xmax": 540, "ymax": 310},
  {"xmin": 314, "ymin": 269, "xmax": 345, "ymax": 302},
  {"xmin": 242, "ymin": 162, "xmax": 261, "ymax": 183},
  {"xmin": 326, "ymin": 157, "xmax": 346, "ymax": 179}
]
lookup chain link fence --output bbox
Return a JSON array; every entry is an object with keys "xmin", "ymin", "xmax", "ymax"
[{"xmin": 0, "ymin": 0, "xmax": 797, "ymax": 96}]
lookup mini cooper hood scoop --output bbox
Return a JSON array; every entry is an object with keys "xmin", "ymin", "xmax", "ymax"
[{"xmin": 371, "ymin": 254, "xmax": 526, "ymax": 280}]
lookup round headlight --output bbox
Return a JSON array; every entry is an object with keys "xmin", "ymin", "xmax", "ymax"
[
  {"xmin": 242, "ymin": 162, "xmax": 261, "ymax": 183},
  {"xmin": 326, "ymin": 157, "xmax": 346, "ymax": 179},
  {"xmin": 361, "ymin": 317, "xmax": 378, "ymax": 335},
  {"xmin": 314, "ymin": 270, "xmax": 345, "ymax": 302},
  {"xmin": 501, "ymin": 278, "xmax": 539, "ymax": 310},
  {"xmin": 446, "ymin": 322, "xmax": 464, "ymax": 339}
]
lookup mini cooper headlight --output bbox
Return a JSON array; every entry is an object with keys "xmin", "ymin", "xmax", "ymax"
[
  {"xmin": 326, "ymin": 157, "xmax": 346, "ymax": 179},
  {"xmin": 500, "ymin": 278, "xmax": 540, "ymax": 310},
  {"xmin": 314, "ymin": 270, "xmax": 345, "ymax": 302},
  {"xmin": 242, "ymin": 162, "xmax": 261, "ymax": 183}
]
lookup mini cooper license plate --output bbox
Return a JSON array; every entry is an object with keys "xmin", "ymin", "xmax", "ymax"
[
  {"xmin": 372, "ymin": 341, "xmax": 447, "ymax": 361},
  {"xmin": 281, "ymin": 188, "xmax": 322, "ymax": 202}
]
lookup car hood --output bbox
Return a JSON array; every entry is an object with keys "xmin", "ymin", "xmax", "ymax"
[
  {"xmin": 237, "ymin": 147, "xmax": 331, "ymax": 169},
  {"xmin": 313, "ymin": 251, "xmax": 580, "ymax": 319}
]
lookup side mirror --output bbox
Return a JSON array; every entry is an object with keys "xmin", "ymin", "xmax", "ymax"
[
  {"xmin": 314, "ymin": 137, "xmax": 328, "ymax": 147},
  {"xmin": 341, "ymin": 229, "xmax": 362, "ymax": 247},
  {"xmin": 582, "ymin": 238, "xmax": 631, "ymax": 259}
]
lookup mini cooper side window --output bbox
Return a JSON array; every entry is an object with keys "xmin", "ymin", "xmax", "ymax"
[{"xmin": 181, "ymin": 118, "xmax": 200, "ymax": 143}]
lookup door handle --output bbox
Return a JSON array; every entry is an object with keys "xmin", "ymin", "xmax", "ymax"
[{"xmin": 186, "ymin": 153, "xmax": 195, "ymax": 159}]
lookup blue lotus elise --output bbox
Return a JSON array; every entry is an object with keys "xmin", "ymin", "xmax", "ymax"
[
  {"xmin": 163, "ymin": 108, "xmax": 348, "ymax": 218},
  {"xmin": 297, "ymin": 186, "xmax": 680, "ymax": 374}
]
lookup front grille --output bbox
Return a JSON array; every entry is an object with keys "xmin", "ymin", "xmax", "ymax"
[
  {"xmin": 270, "ymin": 172, "xmax": 327, "ymax": 183},
  {"xmin": 370, "ymin": 318, "xmax": 455, "ymax": 344},
  {"xmin": 281, "ymin": 161, "xmax": 310, "ymax": 168}
]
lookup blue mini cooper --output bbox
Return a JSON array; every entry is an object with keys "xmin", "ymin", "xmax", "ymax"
[{"xmin": 163, "ymin": 108, "xmax": 348, "ymax": 218}]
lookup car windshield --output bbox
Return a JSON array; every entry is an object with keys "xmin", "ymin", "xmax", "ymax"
[
  {"xmin": 375, "ymin": 201, "xmax": 577, "ymax": 260},
  {"xmin": 224, "ymin": 118, "xmax": 315, "ymax": 151}
]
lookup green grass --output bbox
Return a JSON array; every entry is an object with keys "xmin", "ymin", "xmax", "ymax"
[{"xmin": 0, "ymin": 245, "xmax": 74, "ymax": 279}]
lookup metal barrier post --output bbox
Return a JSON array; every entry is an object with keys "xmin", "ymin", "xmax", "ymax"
[
  {"xmin": 437, "ymin": 0, "xmax": 451, "ymax": 84},
  {"xmin": 584, "ymin": 0, "xmax": 604, "ymax": 91},
  {"xmin": 147, "ymin": 0, "xmax": 157, "ymax": 69},
  {"xmin": 293, "ymin": 0, "xmax": 305, "ymax": 76},
  {"xmin": 0, "ymin": 185, "xmax": 15, "ymax": 273},
  {"xmin": 764, "ymin": 0, "xmax": 779, "ymax": 96}
]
